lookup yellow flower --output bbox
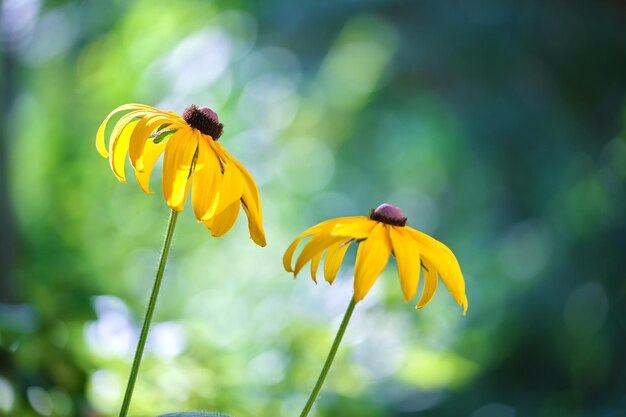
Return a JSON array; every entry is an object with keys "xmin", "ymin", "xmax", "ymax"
[
  {"xmin": 96, "ymin": 103, "xmax": 266, "ymax": 246},
  {"xmin": 283, "ymin": 204, "xmax": 467, "ymax": 314}
]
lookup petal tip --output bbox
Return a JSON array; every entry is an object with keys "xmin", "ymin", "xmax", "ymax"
[{"xmin": 253, "ymin": 235, "xmax": 267, "ymax": 247}]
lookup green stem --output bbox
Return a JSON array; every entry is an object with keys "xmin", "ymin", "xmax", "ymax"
[
  {"xmin": 299, "ymin": 298, "xmax": 357, "ymax": 417},
  {"xmin": 118, "ymin": 209, "xmax": 179, "ymax": 417}
]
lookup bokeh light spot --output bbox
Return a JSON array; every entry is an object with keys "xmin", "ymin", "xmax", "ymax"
[
  {"xmin": 26, "ymin": 386, "xmax": 53, "ymax": 416},
  {"xmin": 472, "ymin": 403, "xmax": 516, "ymax": 417},
  {"xmin": 279, "ymin": 137, "xmax": 335, "ymax": 194},
  {"xmin": 87, "ymin": 370, "xmax": 121, "ymax": 414},
  {"xmin": 563, "ymin": 282, "xmax": 609, "ymax": 338},
  {"xmin": 498, "ymin": 220, "xmax": 552, "ymax": 282},
  {"xmin": 0, "ymin": 377, "xmax": 15, "ymax": 412}
]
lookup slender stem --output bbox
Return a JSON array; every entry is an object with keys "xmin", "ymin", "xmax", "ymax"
[
  {"xmin": 118, "ymin": 209, "xmax": 179, "ymax": 417},
  {"xmin": 299, "ymin": 298, "xmax": 357, "ymax": 417}
]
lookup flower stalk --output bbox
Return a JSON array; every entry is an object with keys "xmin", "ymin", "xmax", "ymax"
[
  {"xmin": 118, "ymin": 209, "xmax": 179, "ymax": 417},
  {"xmin": 299, "ymin": 297, "xmax": 357, "ymax": 417}
]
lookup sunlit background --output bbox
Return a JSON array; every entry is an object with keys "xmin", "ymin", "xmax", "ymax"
[{"xmin": 1, "ymin": 1, "xmax": 626, "ymax": 416}]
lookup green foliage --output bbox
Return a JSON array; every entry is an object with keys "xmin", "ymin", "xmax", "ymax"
[
  {"xmin": 1, "ymin": 1, "xmax": 625, "ymax": 417},
  {"xmin": 157, "ymin": 413, "xmax": 231, "ymax": 417}
]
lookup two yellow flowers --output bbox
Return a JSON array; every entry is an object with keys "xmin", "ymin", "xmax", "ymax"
[{"xmin": 97, "ymin": 103, "xmax": 468, "ymax": 313}]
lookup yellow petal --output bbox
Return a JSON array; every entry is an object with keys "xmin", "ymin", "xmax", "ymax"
[
  {"xmin": 204, "ymin": 159, "xmax": 245, "ymax": 220},
  {"xmin": 191, "ymin": 138, "xmax": 222, "ymax": 221},
  {"xmin": 216, "ymin": 143, "xmax": 261, "ymax": 208},
  {"xmin": 303, "ymin": 217, "xmax": 364, "ymax": 237},
  {"xmin": 109, "ymin": 120, "xmax": 138, "ymax": 181},
  {"xmin": 406, "ymin": 227, "xmax": 467, "ymax": 314},
  {"xmin": 130, "ymin": 115, "xmax": 185, "ymax": 170},
  {"xmin": 96, "ymin": 103, "xmax": 155, "ymax": 157},
  {"xmin": 162, "ymin": 130, "xmax": 198, "ymax": 211},
  {"xmin": 310, "ymin": 252, "xmax": 323, "ymax": 283},
  {"xmin": 282, "ymin": 217, "xmax": 364, "ymax": 273},
  {"xmin": 127, "ymin": 116, "xmax": 150, "ymax": 168},
  {"xmin": 241, "ymin": 195, "xmax": 266, "ymax": 247},
  {"xmin": 353, "ymin": 223, "xmax": 391, "ymax": 302},
  {"xmin": 106, "ymin": 110, "xmax": 146, "ymax": 159},
  {"xmin": 294, "ymin": 234, "xmax": 344, "ymax": 276},
  {"xmin": 390, "ymin": 227, "xmax": 421, "ymax": 302},
  {"xmin": 416, "ymin": 259, "xmax": 438, "ymax": 309},
  {"xmin": 203, "ymin": 200, "xmax": 240, "ymax": 237},
  {"xmin": 135, "ymin": 140, "xmax": 166, "ymax": 193},
  {"xmin": 412, "ymin": 228, "xmax": 458, "ymax": 260},
  {"xmin": 332, "ymin": 217, "xmax": 377, "ymax": 239},
  {"xmin": 215, "ymin": 142, "xmax": 271, "ymax": 247},
  {"xmin": 283, "ymin": 236, "xmax": 304, "ymax": 273},
  {"xmin": 323, "ymin": 240, "xmax": 352, "ymax": 284}
]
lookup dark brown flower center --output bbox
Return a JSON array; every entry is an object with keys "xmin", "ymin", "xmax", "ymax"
[
  {"xmin": 370, "ymin": 203, "xmax": 407, "ymax": 226},
  {"xmin": 183, "ymin": 105, "xmax": 223, "ymax": 140}
]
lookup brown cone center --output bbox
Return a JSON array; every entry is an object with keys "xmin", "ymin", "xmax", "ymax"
[
  {"xmin": 182, "ymin": 105, "xmax": 224, "ymax": 140},
  {"xmin": 370, "ymin": 203, "xmax": 407, "ymax": 226}
]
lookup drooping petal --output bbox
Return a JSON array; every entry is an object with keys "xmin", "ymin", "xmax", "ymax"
[
  {"xmin": 203, "ymin": 200, "xmax": 240, "ymax": 237},
  {"xmin": 332, "ymin": 217, "xmax": 377, "ymax": 239},
  {"xmin": 96, "ymin": 103, "xmax": 154, "ymax": 157},
  {"xmin": 241, "ymin": 195, "xmax": 266, "ymax": 247},
  {"xmin": 410, "ymin": 227, "xmax": 460, "ymax": 265},
  {"xmin": 107, "ymin": 110, "xmax": 145, "ymax": 156},
  {"xmin": 304, "ymin": 217, "xmax": 364, "ymax": 238},
  {"xmin": 389, "ymin": 227, "xmax": 421, "ymax": 302},
  {"xmin": 191, "ymin": 138, "xmax": 222, "ymax": 221},
  {"xmin": 416, "ymin": 259, "xmax": 438, "ymax": 309},
  {"xmin": 406, "ymin": 227, "xmax": 467, "ymax": 313},
  {"xmin": 216, "ymin": 143, "xmax": 261, "ymax": 209},
  {"xmin": 162, "ymin": 130, "xmax": 198, "ymax": 211},
  {"xmin": 283, "ymin": 217, "xmax": 363, "ymax": 272},
  {"xmin": 127, "ymin": 116, "xmax": 150, "ymax": 167},
  {"xmin": 109, "ymin": 120, "xmax": 138, "ymax": 181},
  {"xmin": 130, "ymin": 115, "xmax": 185, "ymax": 170},
  {"xmin": 213, "ymin": 142, "xmax": 269, "ymax": 247},
  {"xmin": 353, "ymin": 223, "xmax": 392, "ymax": 302},
  {"xmin": 135, "ymin": 139, "xmax": 166, "ymax": 193},
  {"xmin": 284, "ymin": 237, "xmax": 303, "ymax": 273},
  {"xmin": 204, "ymin": 159, "xmax": 245, "ymax": 221},
  {"xmin": 294, "ymin": 233, "xmax": 344, "ymax": 276},
  {"xmin": 229, "ymin": 159, "xmax": 265, "ymax": 245},
  {"xmin": 310, "ymin": 252, "xmax": 323, "ymax": 283},
  {"xmin": 323, "ymin": 239, "xmax": 352, "ymax": 284}
]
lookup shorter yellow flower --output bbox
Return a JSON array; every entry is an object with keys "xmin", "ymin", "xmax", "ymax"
[
  {"xmin": 96, "ymin": 103, "xmax": 265, "ymax": 246},
  {"xmin": 283, "ymin": 203, "xmax": 468, "ymax": 314}
]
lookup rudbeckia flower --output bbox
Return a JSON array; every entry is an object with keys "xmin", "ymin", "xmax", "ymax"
[
  {"xmin": 283, "ymin": 203, "xmax": 468, "ymax": 314},
  {"xmin": 96, "ymin": 103, "xmax": 266, "ymax": 246}
]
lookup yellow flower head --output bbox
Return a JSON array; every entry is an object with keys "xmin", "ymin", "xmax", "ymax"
[
  {"xmin": 283, "ymin": 203, "xmax": 468, "ymax": 314},
  {"xmin": 96, "ymin": 103, "xmax": 266, "ymax": 246}
]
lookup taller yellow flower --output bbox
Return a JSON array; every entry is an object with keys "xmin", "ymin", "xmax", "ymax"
[{"xmin": 96, "ymin": 103, "xmax": 265, "ymax": 246}]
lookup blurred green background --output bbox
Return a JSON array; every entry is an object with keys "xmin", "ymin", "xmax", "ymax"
[{"xmin": 1, "ymin": 0, "xmax": 626, "ymax": 416}]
